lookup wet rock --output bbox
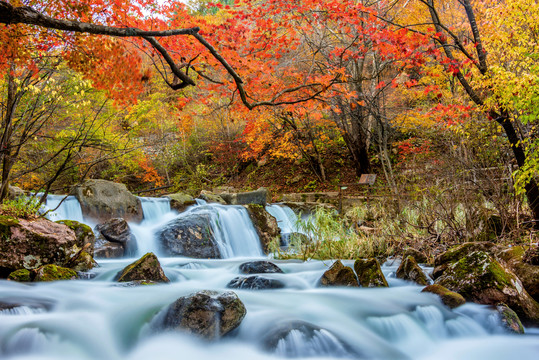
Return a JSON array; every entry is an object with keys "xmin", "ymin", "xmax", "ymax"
[
  {"xmin": 354, "ymin": 258, "xmax": 388, "ymax": 287},
  {"xmin": 199, "ymin": 190, "xmax": 226, "ymax": 204},
  {"xmin": 158, "ymin": 213, "xmax": 221, "ymax": 258},
  {"xmin": 497, "ymin": 246, "xmax": 539, "ymax": 303},
  {"xmin": 421, "ymin": 284, "xmax": 465, "ymax": 309},
  {"xmin": 227, "ymin": 276, "xmax": 285, "ymax": 290},
  {"xmin": 34, "ymin": 264, "xmax": 77, "ymax": 281},
  {"xmin": 56, "ymin": 220, "xmax": 95, "ymax": 255},
  {"xmin": 165, "ymin": 193, "xmax": 196, "ymax": 212},
  {"xmin": 319, "ymin": 260, "xmax": 358, "ymax": 287},
  {"xmin": 220, "ymin": 188, "xmax": 269, "ymax": 206},
  {"xmin": 0, "ymin": 216, "xmax": 85, "ymax": 273},
  {"xmin": 7, "ymin": 269, "xmax": 32, "ymax": 282},
  {"xmin": 403, "ymin": 248, "xmax": 428, "ymax": 263},
  {"xmin": 262, "ymin": 320, "xmax": 357, "ymax": 358},
  {"xmin": 160, "ymin": 290, "xmax": 246, "ymax": 340},
  {"xmin": 116, "ymin": 252, "xmax": 169, "ymax": 283},
  {"xmin": 239, "ymin": 261, "xmax": 284, "ymax": 274},
  {"xmin": 74, "ymin": 179, "xmax": 143, "ymax": 222},
  {"xmin": 396, "ymin": 256, "xmax": 430, "ymax": 286},
  {"xmin": 94, "ymin": 218, "xmax": 137, "ymax": 257},
  {"xmin": 435, "ymin": 250, "xmax": 539, "ymax": 324},
  {"xmin": 243, "ymin": 205, "xmax": 281, "ymax": 254},
  {"xmin": 94, "ymin": 241, "xmax": 124, "ymax": 258},
  {"xmin": 496, "ymin": 303, "xmax": 525, "ymax": 334}
]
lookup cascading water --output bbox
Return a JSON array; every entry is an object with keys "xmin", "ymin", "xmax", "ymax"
[
  {"xmin": 5, "ymin": 195, "xmax": 537, "ymax": 360},
  {"xmin": 42, "ymin": 194, "xmax": 85, "ymax": 223},
  {"xmin": 1, "ymin": 259, "xmax": 538, "ymax": 360},
  {"xmin": 265, "ymin": 204, "xmax": 300, "ymax": 235}
]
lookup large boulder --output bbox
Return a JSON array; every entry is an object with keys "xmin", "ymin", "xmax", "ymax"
[
  {"xmin": 94, "ymin": 218, "xmax": 137, "ymax": 257},
  {"xmin": 227, "ymin": 276, "xmax": 285, "ymax": 290},
  {"xmin": 157, "ymin": 213, "xmax": 221, "ymax": 258},
  {"xmin": 0, "ymin": 216, "xmax": 85, "ymax": 274},
  {"xmin": 164, "ymin": 193, "xmax": 196, "ymax": 212},
  {"xmin": 496, "ymin": 246, "xmax": 539, "ymax": 303},
  {"xmin": 239, "ymin": 261, "xmax": 284, "ymax": 274},
  {"xmin": 319, "ymin": 260, "xmax": 358, "ymax": 287},
  {"xmin": 74, "ymin": 179, "xmax": 143, "ymax": 222},
  {"xmin": 396, "ymin": 256, "xmax": 430, "ymax": 286},
  {"xmin": 159, "ymin": 290, "xmax": 246, "ymax": 340},
  {"xmin": 421, "ymin": 284, "xmax": 465, "ymax": 309},
  {"xmin": 243, "ymin": 204, "xmax": 280, "ymax": 254},
  {"xmin": 220, "ymin": 188, "xmax": 269, "ymax": 206},
  {"xmin": 435, "ymin": 250, "xmax": 539, "ymax": 324},
  {"xmin": 353, "ymin": 258, "xmax": 388, "ymax": 287},
  {"xmin": 116, "ymin": 252, "xmax": 169, "ymax": 283}
]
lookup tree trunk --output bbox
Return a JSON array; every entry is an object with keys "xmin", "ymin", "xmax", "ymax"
[{"xmin": 496, "ymin": 113, "xmax": 539, "ymax": 226}]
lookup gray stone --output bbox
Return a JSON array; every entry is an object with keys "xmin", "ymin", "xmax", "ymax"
[
  {"xmin": 158, "ymin": 213, "xmax": 221, "ymax": 258},
  {"xmin": 239, "ymin": 261, "xmax": 284, "ymax": 274},
  {"xmin": 227, "ymin": 276, "xmax": 285, "ymax": 290},
  {"xmin": 74, "ymin": 179, "xmax": 143, "ymax": 222},
  {"xmin": 220, "ymin": 188, "xmax": 269, "ymax": 206},
  {"xmin": 160, "ymin": 290, "xmax": 246, "ymax": 340},
  {"xmin": 94, "ymin": 218, "xmax": 137, "ymax": 257}
]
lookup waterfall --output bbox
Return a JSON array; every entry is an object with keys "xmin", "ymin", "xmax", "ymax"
[
  {"xmin": 205, "ymin": 203, "xmax": 264, "ymax": 258},
  {"xmin": 139, "ymin": 197, "xmax": 171, "ymax": 222},
  {"xmin": 42, "ymin": 194, "xmax": 85, "ymax": 223},
  {"xmin": 265, "ymin": 204, "xmax": 299, "ymax": 235}
]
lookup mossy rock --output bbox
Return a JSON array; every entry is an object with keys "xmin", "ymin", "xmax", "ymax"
[
  {"xmin": 165, "ymin": 193, "xmax": 196, "ymax": 212},
  {"xmin": 243, "ymin": 204, "xmax": 280, "ymax": 254},
  {"xmin": 8, "ymin": 269, "xmax": 32, "ymax": 282},
  {"xmin": 354, "ymin": 258, "xmax": 388, "ymax": 287},
  {"xmin": 34, "ymin": 264, "xmax": 77, "ymax": 282},
  {"xmin": 421, "ymin": 284, "xmax": 465, "ymax": 309},
  {"xmin": 319, "ymin": 260, "xmax": 358, "ymax": 287},
  {"xmin": 199, "ymin": 190, "xmax": 226, "ymax": 204},
  {"xmin": 56, "ymin": 220, "xmax": 95, "ymax": 254},
  {"xmin": 497, "ymin": 246, "xmax": 539, "ymax": 303},
  {"xmin": 396, "ymin": 256, "xmax": 429, "ymax": 286},
  {"xmin": 435, "ymin": 250, "xmax": 539, "ymax": 324},
  {"xmin": 116, "ymin": 252, "xmax": 169, "ymax": 283},
  {"xmin": 496, "ymin": 303, "xmax": 525, "ymax": 334},
  {"xmin": 433, "ymin": 242, "xmax": 499, "ymax": 279}
]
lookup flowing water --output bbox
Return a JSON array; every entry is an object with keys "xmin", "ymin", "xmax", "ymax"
[{"xmin": 1, "ymin": 197, "xmax": 538, "ymax": 360}]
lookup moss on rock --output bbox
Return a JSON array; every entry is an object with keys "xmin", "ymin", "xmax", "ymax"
[
  {"xmin": 116, "ymin": 252, "xmax": 169, "ymax": 283},
  {"xmin": 165, "ymin": 193, "xmax": 196, "ymax": 212},
  {"xmin": 422, "ymin": 284, "xmax": 465, "ymax": 309},
  {"xmin": 56, "ymin": 220, "xmax": 95, "ymax": 255},
  {"xmin": 436, "ymin": 250, "xmax": 539, "ymax": 324},
  {"xmin": 8, "ymin": 269, "xmax": 32, "ymax": 282},
  {"xmin": 396, "ymin": 256, "xmax": 430, "ymax": 286},
  {"xmin": 496, "ymin": 303, "xmax": 525, "ymax": 334},
  {"xmin": 354, "ymin": 258, "xmax": 388, "ymax": 287},
  {"xmin": 34, "ymin": 264, "xmax": 77, "ymax": 281},
  {"xmin": 319, "ymin": 260, "xmax": 358, "ymax": 287}
]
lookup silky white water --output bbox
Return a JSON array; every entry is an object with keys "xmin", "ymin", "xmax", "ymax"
[{"xmin": 2, "ymin": 196, "xmax": 537, "ymax": 360}]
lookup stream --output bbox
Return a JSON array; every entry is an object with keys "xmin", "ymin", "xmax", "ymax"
[{"xmin": 1, "ymin": 196, "xmax": 538, "ymax": 359}]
